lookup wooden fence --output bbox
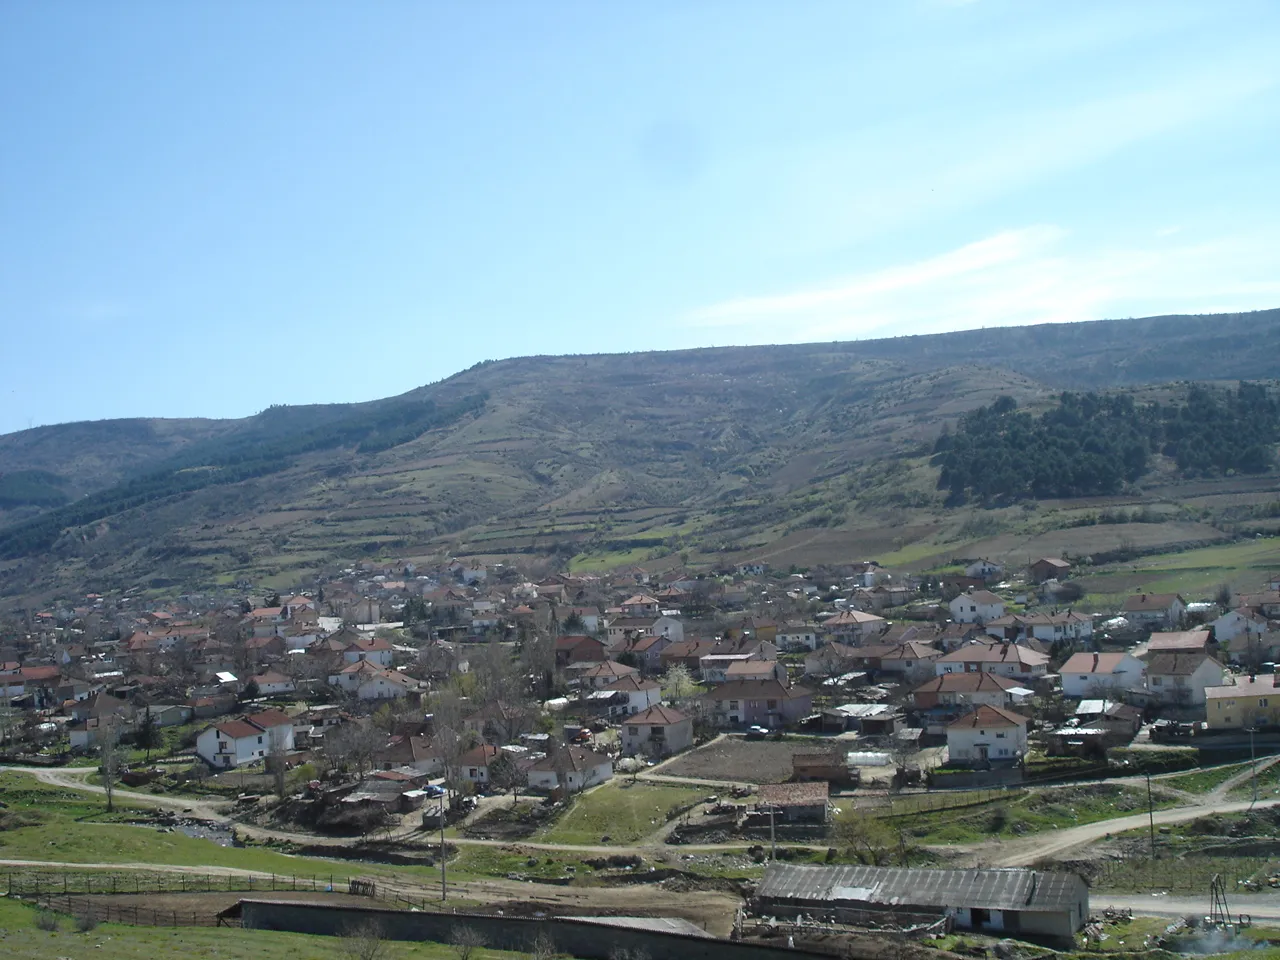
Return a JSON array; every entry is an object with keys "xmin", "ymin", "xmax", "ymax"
[
  {"xmin": 6, "ymin": 870, "xmax": 371, "ymax": 899},
  {"xmin": 852, "ymin": 787, "xmax": 1023, "ymax": 816},
  {"xmin": 33, "ymin": 894, "xmax": 233, "ymax": 927}
]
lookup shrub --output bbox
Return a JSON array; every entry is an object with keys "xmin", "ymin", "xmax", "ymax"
[
  {"xmin": 76, "ymin": 911, "xmax": 99, "ymax": 932},
  {"xmin": 34, "ymin": 910, "xmax": 59, "ymax": 931}
]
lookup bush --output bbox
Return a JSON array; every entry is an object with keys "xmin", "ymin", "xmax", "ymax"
[
  {"xmin": 34, "ymin": 910, "xmax": 59, "ymax": 931},
  {"xmin": 76, "ymin": 911, "xmax": 99, "ymax": 932}
]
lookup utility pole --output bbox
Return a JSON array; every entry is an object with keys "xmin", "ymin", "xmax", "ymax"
[
  {"xmin": 769, "ymin": 806, "xmax": 776, "ymax": 861},
  {"xmin": 1146, "ymin": 772, "xmax": 1156, "ymax": 860},
  {"xmin": 440, "ymin": 796, "xmax": 447, "ymax": 901},
  {"xmin": 1249, "ymin": 727, "xmax": 1258, "ymax": 806}
]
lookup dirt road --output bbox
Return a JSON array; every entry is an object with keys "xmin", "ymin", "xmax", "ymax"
[{"xmin": 1093, "ymin": 893, "xmax": 1280, "ymax": 922}]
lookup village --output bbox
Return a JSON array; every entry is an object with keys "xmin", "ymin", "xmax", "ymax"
[{"xmin": 4, "ymin": 552, "xmax": 1280, "ymax": 949}]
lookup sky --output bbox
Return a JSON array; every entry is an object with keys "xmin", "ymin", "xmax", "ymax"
[{"xmin": 3, "ymin": 1, "xmax": 1279, "ymax": 435}]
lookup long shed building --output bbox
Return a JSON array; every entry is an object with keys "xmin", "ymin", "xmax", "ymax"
[{"xmin": 753, "ymin": 864, "xmax": 1087, "ymax": 941}]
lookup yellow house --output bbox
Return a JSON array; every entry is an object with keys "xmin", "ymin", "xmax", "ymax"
[{"xmin": 1205, "ymin": 675, "xmax": 1280, "ymax": 730}]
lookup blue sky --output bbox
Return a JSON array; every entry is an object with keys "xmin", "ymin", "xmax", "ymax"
[{"xmin": 3, "ymin": 1, "xmax": 1279, "ymax": 435}]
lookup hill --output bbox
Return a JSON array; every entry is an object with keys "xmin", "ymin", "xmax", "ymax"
[{"xmin": 1, "ymin": 308, "xmax": 1279, "ymax": 606}]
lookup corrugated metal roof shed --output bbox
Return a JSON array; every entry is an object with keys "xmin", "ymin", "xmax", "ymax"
[{"xmin": 756, "ymin": 864, "xmax": 1083, "ymax": 912}]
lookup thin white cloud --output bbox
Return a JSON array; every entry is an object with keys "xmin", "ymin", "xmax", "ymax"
[{"xmin": 687, "ymin": 226, "xmax": 1280, "ymax": 343}]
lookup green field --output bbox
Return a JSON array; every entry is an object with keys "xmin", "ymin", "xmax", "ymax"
[
  {"xmin": 881, "ymin": 784, "xmax": 1179, "ymax": 845},
  {"xmin": 0, "ymin": 897, "xmax": 523, "ymax": 960},
  {"xmin": 1079, "ymin": 538, "xmax": 1280, "ymax": 609},
  {"xmin": 1161, "ymin": 761, "xmax": 1251, "ymax": 795},
  {"xmin": 534, "ymin": 781, "xmax": 707, "ymax": 846}
]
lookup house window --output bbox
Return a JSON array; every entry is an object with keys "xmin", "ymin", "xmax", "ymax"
[
  {"xmin": 729, "ymin": 700, "xmax": 739, "ymax": 710},
  {"xmin": 628, "ymin": 727, "xmax": 639, "ymax": 736},
  {"xmin": 257, "ymin": 736, "xmax": 263, "ymax": 744},
  {"xmin": 1152, "ymin": 676, "xmax": 1163, "ymax": 686},
  {"xmin": 996, "ymin": 732, "xmax": 1006, "ymax": 739},
  {"xmin": 767, "ymin": 700, "xmax": 778, "ymax": 709},
  {"xmin": 979, "ymin": 730, "xmax": 985, "ymax": 736},
  {"xmin": 1261, "ymin": 699, "xmax": 1270, "ymax": 708}
]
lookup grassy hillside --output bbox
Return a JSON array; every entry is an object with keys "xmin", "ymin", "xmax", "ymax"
[{"xmin": 1, "ymin": 309, "xmax": 1279, "ymax": 605}]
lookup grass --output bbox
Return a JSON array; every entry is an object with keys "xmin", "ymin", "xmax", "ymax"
[
  {"xmin": 1091, "ymin": 855, "xmax": 1280, "ymax": 895},
  {"xmin": 0, "ymin": 897, "xmax": 525, "ymax": 960},
  {"xmin": 1162, "ymin": 761, "xmax": 1252, "ymax": 795},
  {"xmin": 882, "ymin": 784, "xmax": 1179, "ymax": 845},
  {"xmin": 1227, "ymin": 762, "xmax": 1280, "ymax": 801},
  {"xmin": 534, "ymin": 781, "xmax": 707, "ymax": 846}
]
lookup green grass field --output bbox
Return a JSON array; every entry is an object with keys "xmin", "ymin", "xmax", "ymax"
[
  {"xmin": 1161, "ymin": 762, "xmax": 1251, "ymax": 795},
  {"xmin": 882, "ymin": 784, "xmax": 1178, "ymax": 845},
  {"xmin": 0, "ymin": 897, "xmax": 525, "ymax": 960},
  {"xmin": 534, "ymin": 781, "xmax": 706, "ymax": 846}
]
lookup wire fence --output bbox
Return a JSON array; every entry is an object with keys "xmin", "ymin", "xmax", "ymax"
[
  {"xmin": 6, "ymin": 870, "xmax": 368, "ymax": 899},
  {"xmin": 854, "ymin": 787, "xmax": 1024, "ymax": 816}
]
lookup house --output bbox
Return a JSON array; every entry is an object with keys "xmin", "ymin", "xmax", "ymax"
[
  {"xmin": 251, "ymin": 670, "xmax": 296, "ymax": 696},
  {"xmin": 600, "ymin": 674, "xmax": 662, "ymax": 715},
  {"xmin": 526, "ymin": 745, "xmax": 613, "ymax": 793},
  {"xmin": 619, "ymin": 594, "xmax": 660, "ymax": 618},
  {"xmin": 566, "ymin": 606, "xmax": 601, "ymax": 634},
  {"xmin": 1205, "ymin": 674, "xmax": 1280, "ymax": 730},
  {"xmin": 725, "ymin": 659, "xmax": 789, "ymax": 685},
  {"xmin": 776, "ymin": 622, "xmax": 822, "ymax": 652},
  {"xmin": 1210, "ymin": 607, "xmax": 1270, "ymax": 647},
  {"xmin": 1121, "ymin": 593, "xmax": 1186, "ymax": 630},
  {"xmin": 574, "ymin": 660, "xmax": 640, "ymax": 690},
  {"xmin": 934, "ymin": 641, "xmax": 1049, "ymax": 682},
  {"xmin": 949, "ymin": 589, "xmax": 1006, "ymax": 625},
  {"xmin": 1146, "ymin": 630, "xmax": 1214, "ymax": 656},
  {"xmin": 964, "ymin": 559, "xmax": 1004, "ymax": 581},
  {"xmin": 946, "ymin": 704, "xmax": 1029, "ymax": 765},
  {"xmin": 699, "ymin": 653, "xmax": 765, "ymax": 684},
  {"xmin": 1144, "ymin": 653, "xmax": 1224, "ymax": 707},
  {"xmin": 615, "ymin": 633, "xmax": 670, "ymax": 674},
  {"xmin": 195, "ymin": 709, "xmax": 295, "ymax": 769},
  {"xmin": 1059, "ymin": 652, "xmax": 1147, "ymax": 700},
  {"xmin": 911, "ymin": 672, "xmax": 1031, "ymax": 711},
  {"xmin": 700, "ymin": 679, "xmax": 814, "ymax": 729},
  {"xmin": 659, "ymin": 638, "xmax": 718, "ymax": 672},
  {"xmin": 329, "ymin": 660, "xmax": 421, "ymax": 700},
  {"xmin": 804, "ymin": 642, "xmax": 861, "ymax": 678},
  {"xmin": 858, "ymin": 640, "xmax": 941, "ymax": 677},
  {"xmin": 984, "ymin": 611, "xmax": 1092, "ymax": 645},
  {"xmin": 756, "ymin": 781, "xmax": 829, "ymax": 824},
  {"xmin": 821, "ymin": 609, "xmax": 888, "ymax": 644},
  {"xmin": 753, "ymin": 863, "xmax": 1088, "ymax": 940},
  {"xmin": 375, "ymin": 734, "xmax": 443, "ymax": 777},
  {"xmin": 1030, "ymin": 558, "xmax": 1072, "ymax": 583},
  {"xmin": 340, "ymin": 633, "xmax": 395, "ymax": 667},
  {"xmin": 621, "ymin": 704, "xmax": 694, "ymax": 757},
  {"xmin": 555, "ymin": 635, "xmax": 607, "ymax": 669},
  {"xmin": 457, "ymin": 744, "xmax": 501, "ymax": 785}
]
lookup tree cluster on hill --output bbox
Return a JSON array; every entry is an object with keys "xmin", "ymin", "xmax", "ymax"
[
  {"xmin": 0, "ymin": 470, "xmax": 69, "ymax": 509},
  {"xmin": 935, "ymin": 384, "xmax": 1280, "ymax": 504}
]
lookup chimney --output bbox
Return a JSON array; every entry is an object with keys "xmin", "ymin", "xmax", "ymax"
[{"xmin": 1093, "ymin": 653, "xmax": 1100, "ymax": 670}]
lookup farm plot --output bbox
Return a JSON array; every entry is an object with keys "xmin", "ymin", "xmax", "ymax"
[{"xmin": 658, "ymin": 738, "xmax": 834, "ymax": 785}]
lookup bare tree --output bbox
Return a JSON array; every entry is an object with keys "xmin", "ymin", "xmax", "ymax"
[
  {"xmin": 268, "ymin": 725, "xmax": 290, "ymax": 798},
  {"xmin": 99, "ymin": 718, "xmax": 121, "ymax": 813},
  {"xmin": 322, "ymin": 721, "xmax": 386, "ymax": 781},
  {"xmin": 341, "ymin": 919, "xmax": 393, "ymax": 960},
  {"xmin": 661, "ymin": 664, "xmax": 697, "ymax": 704},
  {"xmin": 449, "ymin": 926, "xmax": 487, "ymax": 960},
  {"xmin": 527, "ymin": 932, "xmax": 559, "ymax": 960}
]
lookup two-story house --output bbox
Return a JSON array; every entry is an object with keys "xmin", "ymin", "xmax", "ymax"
[
  {"xmin": 1144, "ymin": 652, "xmax": 1224, "ymax": 707},
  {"xmin": 1059, "ymin": 651, "xmax": 1147, "ymax": 700},
  {"xmin": 949, "ymin": 589, "xmax": 1006, "ymax": 625},
  {"xmin": 1205, "ymin": 674, "xmax": 1280, "ymax": 730},
  {"xmin": 700, "ymin": 679, "xmax": 814, "ymax": 729},
  {"xmin": 934, "ymin": 641, "xmax": 1049, "ymax": 682},
  {"xmin": 195, "ymin": 708, "xmax": 295, "ymax": 769},
  {"xmin": 946, "ymin": 704, "xmax": 1028, "ymax": 766},
  {"xmin": 620, "ymin": 704, "xmax": 694, "ymax": 757},
  {"xmin": 1122, "ymin": 593, "xmax": 1186, "ymax": 630}
]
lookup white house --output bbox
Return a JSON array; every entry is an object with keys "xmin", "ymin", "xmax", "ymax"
[
  {"xmin": 1059, "ymin": 652, "xmax": 1147, "ymax": 699},
  {"xmin": 946, "ymin": 704, "xmax": 1028, "ymax": 765},
  {"xmin": 526, "ymin": 745, "xmax": 613, "ymax": 793},
  {"xmin": 949, "ymin": 589, "xmax": 1005, "ymax": 625},
  {"xmin": 601, "ymin": 675, "xmax": 662, "ymax": 715},
  {"xmin": 934, "ymin": 641, "xmax": 1049, "ymax": 682},
  {"xmin": 251, "ymin": 670, "xmax": 296, "ymax": 696},
  {"xmin": 777, "ymin": 623, "xmax": 822, "ymax": 652},
  {"xmin": 1211, "ymin": 608, "xmax": 1269, "ymax": 646},
  {"xmin": 456, "ymin": 744, "xmax": 501, "ymax": 784},
  {"xmin": 343, "ymin": 635, "xmax": 395, "ymax": 667},
  {"xmin": 1144, "ymin": 652, "xmax": 1224, "ymax": 707},
  {"xmin": 329, "ymin": 660, "xmax": 421, "ymax": 699},
  {"xmin": 985, "ymin": 612, "xmax": 1092, "ymax": 645},
  {"xmin": 196, "ymin": 709, "xmax": 295, "ymax": 769},
  {"xmin": 621, "ymin": 704, "xmax": 694, "ymax": 757},
  {"xmin": 1121, "ymin": 593, "xmax": 1186, "ymax": 630},
  {"xmin": 964, "ymin": 559, "xmax": 1003, "ymax": 580}
]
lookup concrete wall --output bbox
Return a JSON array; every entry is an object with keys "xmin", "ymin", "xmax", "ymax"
[{"xmin": 237, "ymin": 900, "xmax": 896, "ymax": 960}]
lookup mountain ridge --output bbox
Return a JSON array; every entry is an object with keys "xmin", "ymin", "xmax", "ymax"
[{"xmin": 2, "ymin": 308, "xmax": 1279, "ymax": 606}]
